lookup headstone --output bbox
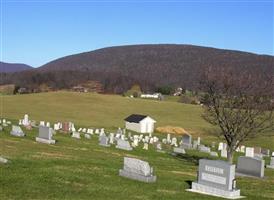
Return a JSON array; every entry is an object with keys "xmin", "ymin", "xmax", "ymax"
[
  {"xmin": 197, "ymin": 137, "xmax": 201, "ymax": 145},
  {"xmin": 156, "ymin": 143, "xmax": 162, "ymax": 150},
  {"xmin": 121, "ymin": 134, "xmax": 126, "ymax": 141},
  {"xmin": 240, "ymin": 146, "xmax": 245, "ymax": 153},
  {"xmin": 218, "ymin": 142, "xmax": 224, "ymax": 151},
  {"xmin": 245, "ymin": 147, "xmax": 254, "ymax": 157},
  {"xmin": 61, "ymin": 122, "xmax": 70, "ymax": 133},
  {"xmin": 72, "ymin": 132, "xmax": 81, "ymax": 139},
  {"xmin": 46, "ymin": 122, "xmax": 50, "ymax": 127},
  {"xmin": 143, "ymin": 143, "xmax": 149, "ymax": 150},
  {"xmin": 109, "ymin": 133, "xmax": 115, "ymax": 144},
  {"xmin": 36, "ymin": 126, "xmax": 55, "ymax": 144},
  {"xmin": 22, "ymin": 114, "xmax": 30, "ymax": 126},
  {"xmin": 119, "ymin": 157, "xmax": 156, "ymax": 183},
  {"xmin": 40, "ymin": 121, "xmax": 45, "ymax": 127},
  {"xmin": 193, "ymin": 140, "xmax": 198, "ymax": 149},
  {"xmin": 99, "ymin": 135, "xmax": 110, "ymax": 147},
  {"xmin": 0, "ymin": 156, "xmax": 8, "ymax": 164},
  {"xmin": 133, "ymin": 137, "xmax": 139, "ymax": 147},
  {"xmin": 261, "ymin": 149, "xmax": 270, "ymax": 157},
  {"xmin": 187, "ymin": 159, "xmax": 242, "ymax": 199},
  {"xmin": 253, "ymin": 147, "xmax": 263, "ymax": 158},
  {"xmin": 181, "ymin": 133, "xmax": 192, "ymax": 149},
  {"xmin": 82, "ymin": 128, "xmax": 87, "ymax": 133},
  {"xmin": 221, "ymin": 149, "xmax": 228, "ymax": 158},
  {"xmin": 254, "ymin": 147, "xmax": 261, "ymax": 154},
  {"xmin": 144, "ymin": 136, "xmax": 150, "ymax": 143},
  {"xmin": 236, "ymin": 156, "xmax": 265, "ymax": 178},
  {"xmin": 117, "ymin": 127, "xmax": 122, "ymax": 135},
  {"xmin": 210, "ymin": 151, "xmax": 219, "ymax": 157},
  {"xmin": 171, "ymin": 137, "xmax": 178, "ymax": 147},
  {"xmin": 167, "ymin": 134, "xmax": 171, "ymax": 144},
  {"xmin": 116, "ymin": 139, "xmax": 132, "ymax": 151},
  {"xmin": 95, "ymin": 129, "xmax": 99, "ymax": 134},
  {"xmin": 266, "ymin": 156, "xmax": 274, "ymax": 169},
  {"xmin": 199, "ymin": 145, "xmax": 211, "ymax": 153},
  {"xmin": 54, "ymin": 123, "xmax": 60, "ymax": 131},
  {"xmin": 84, "ymin": 134, "xmax": 91, "ymax": 139},
  {"xmin": 10, "ymin": 125, "xmax": 25, "ymax": 137},
  {"xmin": 162, "ymin": 138, "xmax": 167, "ymax": 144},
  {"xmin": 236, "ymin": 147, "xmax": 240, "ymax": 152}
]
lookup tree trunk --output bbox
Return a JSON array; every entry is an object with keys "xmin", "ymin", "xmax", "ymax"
[{"xmin": 227, "ymin": 149, "xmax": 234, "ymax": 164}]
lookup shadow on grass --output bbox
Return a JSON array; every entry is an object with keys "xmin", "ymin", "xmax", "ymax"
[
  {"xmin": 185, "ymin": 180, "xmax": 192, "ymax": 188},
  {"xmin": 172, "ymin": 153, "xmax": 207, "ymax": 166}
]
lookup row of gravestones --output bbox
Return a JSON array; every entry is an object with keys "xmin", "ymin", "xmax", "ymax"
[
  {"xmin": 4, "ymin": 118, "xmax": 274, "ymax": 199},
  {"xmin": 11, "ymin": 122, "xmax": 274, "ymax": 178},
  {"xmin": 4, "ymin": 115, "xmax": 273, "ymax": 158},
  {"xmin": 9, "ymin": 124, "xmax": 56, "ymax": 144},
  {"xmin": 120, "ymin": 155, "xmax": 274, "ymax": 199},
  {"xmin": 120, "ymin": 156, "xmax": 243, "ymax": 199},
  {"xmin": 7, "ymin": 115, "xmax": 274, "ymax": 172}
]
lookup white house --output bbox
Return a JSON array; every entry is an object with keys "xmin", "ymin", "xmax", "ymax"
[{"xmin": 124, "ymin": 114, "xmax": 156, "ymax": 134}]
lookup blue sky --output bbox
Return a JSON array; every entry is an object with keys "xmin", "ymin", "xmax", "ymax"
[{"xmin": 0, "ymin": 0, "xmax": 273, "ymax": 67}]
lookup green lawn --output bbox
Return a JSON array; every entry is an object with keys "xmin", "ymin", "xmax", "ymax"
[{"xmin": 0, "ymin": 92, "xmax": 274, "ymax": 200}]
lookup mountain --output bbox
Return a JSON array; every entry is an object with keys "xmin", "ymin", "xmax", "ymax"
[
  {"xmin": 0, "ymin": 62, "xmax": 33, "ymax": 73},
  {"xmin": 2, "ymin": 44, "xmax": 274, "ymax": 93}
]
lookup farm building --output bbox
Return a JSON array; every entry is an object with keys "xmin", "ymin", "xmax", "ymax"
[{"xmin": 124, "ymin": 114, "xmax": 156, "ymax": 133}]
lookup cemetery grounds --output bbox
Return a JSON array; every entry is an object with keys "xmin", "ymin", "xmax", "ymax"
[{"xmin": 0, "ymin": 92, "xmax": 274, "ymax": 200}]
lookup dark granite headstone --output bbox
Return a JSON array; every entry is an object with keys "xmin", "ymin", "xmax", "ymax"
[
  {"xmin": 236, "ymin": 156, "xmax": 264, "ymax": 178},
  {"xmin": 187, "ymin": 159, "xmax": 242, "ymax": 199}
]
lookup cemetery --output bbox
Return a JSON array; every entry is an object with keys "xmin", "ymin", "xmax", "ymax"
[{"xmin": 0, "ymin": 92, "xmax": 274, "ymax": 200}]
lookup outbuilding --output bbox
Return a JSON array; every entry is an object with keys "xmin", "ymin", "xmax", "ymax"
[{"xmin": 124, "ymin": 114, "xmax": 156, "ymax": 134}]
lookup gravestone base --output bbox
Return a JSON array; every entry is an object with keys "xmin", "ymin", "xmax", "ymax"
[
  {"xmin": 10, "ymin": 131, "xmax": 25, "ymax": 137},
  {"xmin": 116, "ymin": 145, "xmax": 133, "ymax": 151},
  {"xmin": 99, "ymin": 143, "xmax": 110, "ymax": 147},
  {"xmin": 36, "ymin": 137, "xmax": 56, "ymax": 144},
  {"xmin": 173, "ymin": 147, "xmax": 186, "ymax": 154},
  {"xmin": 266, "ymin": 165, "xmax": 274, "ymax": 169},
  {"xmin": 187, "ymin": 182, "xmax": 244, "ymax": 199},
  {"xmin": 119, "ymin": 169, "xmax": 156, "ymax": 183}
]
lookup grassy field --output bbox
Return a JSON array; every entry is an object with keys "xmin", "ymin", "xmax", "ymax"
[{"xmin": 0, "ymin": 92, "xmax": 274, "ymax": 200}]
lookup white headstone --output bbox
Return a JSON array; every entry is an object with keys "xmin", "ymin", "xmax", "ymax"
[
  {"xmin": 245, "ymin": 147, "xmax": 254, "ymax": 157},
  {"xmin": 72, "ymin": 132, "xmax": 81, "ymax": 139},
  {"xmin": 143, "ymin": 143, "xmax": 149, "ymax": 150},
  {"xmin": 221, "ymin": 149, "xmax": 228, "ymax": 158}
]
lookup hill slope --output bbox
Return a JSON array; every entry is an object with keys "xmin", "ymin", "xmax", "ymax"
[
  {"xmin": 0, "ymin": 61, "xmax": 32, "ymax": 73},
  {"xmin": 2, "ymin": 44, "xmax": 274, "ymax": 93}
]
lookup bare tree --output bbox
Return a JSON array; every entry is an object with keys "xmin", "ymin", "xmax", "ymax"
[{"xmin": 201, "ymin": 67, "xmax": 274, "ymax": 163}]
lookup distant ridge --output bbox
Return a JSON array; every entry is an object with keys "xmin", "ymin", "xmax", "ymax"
[
  {"xmin": 2, "ymin": 44, "xmax": 274, "ymax": 93},
  {"xmin": 0, "ymin": 62, "xmax": 33, "ymax": 73}
]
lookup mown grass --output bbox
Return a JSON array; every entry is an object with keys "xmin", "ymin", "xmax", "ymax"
[
  {"xmin": 0, "ymin": 92, "xmax": 274, "ymax": 200},
  {"xmin": 1, "ymin": 92, "xmax": 273, "ymax": 149},
  {"xmin": 1, "ymin": 126, "xmax": 274, "ymax": 200}
]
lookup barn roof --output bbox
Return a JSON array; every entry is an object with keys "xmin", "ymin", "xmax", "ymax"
[{"xmin": 124, "ymin": 114, "xmax": 148, "ymax": 123}]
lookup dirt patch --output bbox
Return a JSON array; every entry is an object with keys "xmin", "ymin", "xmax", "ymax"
[{"xmin": 156, "ymin": 126, "xmax": 189, "ymax": 135}]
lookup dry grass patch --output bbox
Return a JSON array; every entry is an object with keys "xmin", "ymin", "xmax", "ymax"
[{"xmin": 157, "ymin": 189, "xmax": 178, "ymax": 194}]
